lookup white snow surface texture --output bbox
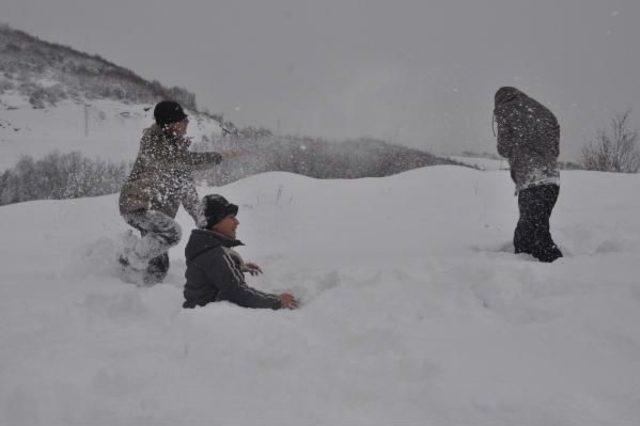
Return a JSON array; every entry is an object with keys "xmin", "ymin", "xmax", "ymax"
[{"xmin": 1, "ymin": 166, "xmax": 639, "ymax": 426}]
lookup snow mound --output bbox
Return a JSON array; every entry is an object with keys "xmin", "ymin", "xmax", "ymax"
[{"xmin": 1, "ymin": 166, "xmax": 639, "ymax": 426}]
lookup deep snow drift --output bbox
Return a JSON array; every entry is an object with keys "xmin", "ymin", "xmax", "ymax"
[{"xmin": 1, "ymin": 166, "xmax": 639, "ymax": 426}]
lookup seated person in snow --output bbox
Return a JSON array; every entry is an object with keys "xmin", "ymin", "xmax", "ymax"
[{"xmin": 182, "ymin": 194, "xmax": 298, "ymax": 310}]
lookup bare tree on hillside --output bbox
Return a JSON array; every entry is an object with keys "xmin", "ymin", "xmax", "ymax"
[{"xmin": 581, "ymin": 110, "xmax": 640, "ymax": 173}]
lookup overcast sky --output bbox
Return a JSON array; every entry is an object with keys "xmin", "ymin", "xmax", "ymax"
[{"xmin": 2, "ymin": 0, "xmax": 639, "ymax": 159}]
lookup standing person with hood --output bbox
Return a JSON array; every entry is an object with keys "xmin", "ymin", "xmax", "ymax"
[
  {"xmin": 493, "ymin": 87, "xmax": 563, "ymax": 263},
  {"xmin": 119, "ymin": 100, "xmax": 241, "ymax": 284}
]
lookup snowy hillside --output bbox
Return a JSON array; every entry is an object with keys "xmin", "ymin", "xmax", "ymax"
[
  {"xmin": 0, "ymin": 26, "xmax": 458, "ymax": 181},
  {"xmin": 1, "ymin": 166, "xmax": 639, "ymax": 426},
  {"xmin": 0, "ymin": 94, "xmax": 222, "ymax": 170},
  {"xmin": 0, "ymin": 25, "xmax": 223, "ymax": 170},
  {"xmin": 448, "ymin": 155, "xmax": 507, "ymax": 171}
]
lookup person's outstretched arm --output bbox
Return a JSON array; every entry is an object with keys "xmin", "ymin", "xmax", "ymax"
[
  {"xmin": 187, "ymin": 151, "xmax": 223, "ymax": 169},
  {"xmin": 204, "ymin": 247, "xmax": 284, "ymax": 309},
  {"xmin": 187, "ymin": 149, "xmax": 250, "ymax": 170}
]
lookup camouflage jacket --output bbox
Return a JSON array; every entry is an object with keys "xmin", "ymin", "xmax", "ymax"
[
  {"xmin": 119, "ymin": 124, "xmax": 222, "ymax": 222},
  {"xmin": 494, "ymin": 87, "xmax": 560, "ymax": 193}
]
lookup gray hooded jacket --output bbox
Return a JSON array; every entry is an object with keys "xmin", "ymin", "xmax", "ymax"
[{"xmin": 494, "ymin": 87, "xmax": 560, "ymax": 192}]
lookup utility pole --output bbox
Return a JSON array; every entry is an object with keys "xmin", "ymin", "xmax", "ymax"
[{"xmin": 84, "ymin": 104, "xmax": 89, "ymax": 137}]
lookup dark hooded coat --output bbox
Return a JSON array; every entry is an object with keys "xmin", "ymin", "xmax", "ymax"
[
  {"xmin": 183, "ymin": 229, "xmax": 282, "ymax": 309},
  {"xmin": 494, "ymin": 87, "xmax": 560, "ymax": 192}
]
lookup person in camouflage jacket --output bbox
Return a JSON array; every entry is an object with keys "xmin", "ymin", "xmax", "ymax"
[
  {"xmin": 494, "ymin": 87, "xmax": 563, "ymax": 263},
  {"xmin": 119, "ymin": 100, "xmax": 236, "ymax": 284}
]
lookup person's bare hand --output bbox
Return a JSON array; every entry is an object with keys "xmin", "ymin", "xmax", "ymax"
[
  {"xmin": 244, "ymin": 262, "xmax": 263, "ymax": 276},
  {"xmin": 279, "ymin": 293, "xmax": 298, "ymax": 309}
]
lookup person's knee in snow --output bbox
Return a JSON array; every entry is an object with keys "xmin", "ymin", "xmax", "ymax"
[{"xmin": 158, "ymin": 222, "xmax": 182, "ymax": 247}]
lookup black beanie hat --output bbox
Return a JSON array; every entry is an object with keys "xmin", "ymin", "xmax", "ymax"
[
  {"xmin": 201, "ymin": 194, "xmax": 239, "ymax": 229},
  {"xmin": 154, "ymin": 100, "xmax": 188, "ymax": 127}
]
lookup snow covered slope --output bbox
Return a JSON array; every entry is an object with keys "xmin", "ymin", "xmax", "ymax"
[
  {"xmin": 448, "ymin": 155, "xmax": 507, "ymax": 171},
  {"xmin": 1, "ymin": 166, "xmax": 639, "ymax": 426},
  {"xmin": 0, "ymin": 93, "xmax": 222, "ymax": 170}
]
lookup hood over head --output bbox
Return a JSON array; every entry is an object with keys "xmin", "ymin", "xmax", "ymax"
[{"xmin": 495, "ymin": 86, "xmax": 523, "ymax": 107}]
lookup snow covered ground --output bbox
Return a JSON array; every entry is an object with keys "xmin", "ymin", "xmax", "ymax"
[
  {"xmin": 1, "ymin": 166, "xmax": 639, "ymax": 426},
  {"xmin": 0, "ymin": 94, "xmax": 222, "ymax": 169}
]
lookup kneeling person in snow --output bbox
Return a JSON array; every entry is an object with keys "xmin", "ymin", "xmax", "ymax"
[
  {"xmin": 183, "ymin": 194, "xmax": 298, "ymax": 310},
  {"xmin": 119, "ymin": 100, "xmax": 240, "ymax": 285}
]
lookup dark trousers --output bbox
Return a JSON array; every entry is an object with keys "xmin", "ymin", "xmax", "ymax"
[{"xmin": 514, "ymin": 184, "xmax": 563, "ymax": 263}]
